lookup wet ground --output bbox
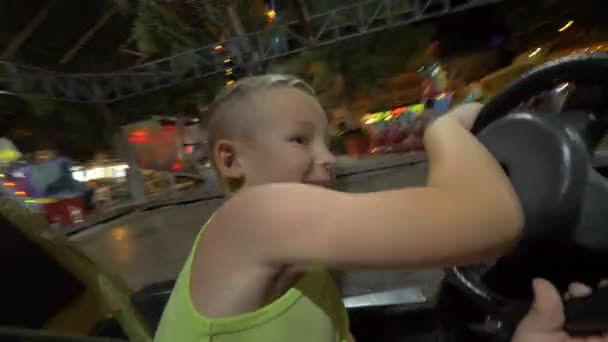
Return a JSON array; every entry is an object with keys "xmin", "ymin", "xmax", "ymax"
[{"xmin": 71, "ymin": 162, "xmax": 442, "ymax": 300}]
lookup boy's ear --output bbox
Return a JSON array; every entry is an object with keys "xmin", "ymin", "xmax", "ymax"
[{"xmin": 214, "ymin": 139, "xmax": 245, "ymax": 179}]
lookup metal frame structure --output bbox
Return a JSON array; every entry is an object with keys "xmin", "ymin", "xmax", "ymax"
[{"xmin": 0, "ymin": 0, "xmax": 501, "ymax": 103}]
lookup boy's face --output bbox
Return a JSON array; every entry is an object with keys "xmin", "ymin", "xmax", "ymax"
[{"xmin": 231, "ymin": 87, "xmax": 336, "ymax": 188}]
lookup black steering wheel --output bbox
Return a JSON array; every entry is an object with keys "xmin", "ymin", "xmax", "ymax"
[{"xmin": 445, "ymin": 53, "xmax": 608, "ymax": 339}]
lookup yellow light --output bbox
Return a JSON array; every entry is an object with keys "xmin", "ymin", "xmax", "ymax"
[
  {"xmin": 437, "ymin": 93, "xmax": 446, "ymax": 100},
  {"xmin": 528, "ymin": 47, "xmax": 542, "ymax": 58},
  {"xmin": 558, "ymin": 20, "xmax": 574, "ymax": 32},
  {"xmin": 225, "ymin": 68, "xmax": 233, "ymax": 75},
  {"xmin": 223, "ymin": 58, "xmax": 232, "ymax": 63},
  {"xmin": 0, "ymin": 174, "xmax": 4, "ymax": 178},
  {"xmin": 226, "ymin": 80, "xmax": 235, "ymax": 86},
  {"xmin": 112, "ymin": 227, "xmax": 127, "ymax": 241},
  {"xmin": 266, "ymin": 9, "xmax": 277, "ymax": 20},
  {"xmin": 410, "ymin": 104, "xmax": 425, "ymax": 113},
  {"xmin": 365, "ymin": 118, "xmax": 376, "ymax": 125},
  {"xmin": 14, "ymin": 190, "xmax": 26, "ymax": 196},
  {"xmin": 214, "ymin": 44, "xmax": 224, "ymax": 52},
  {"xmin": 32, "ymin": 198, "xmax": 57, "ymax": 204}
]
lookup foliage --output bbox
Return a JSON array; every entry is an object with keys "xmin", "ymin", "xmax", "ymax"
[
  {"xmin": 269, "ymin": 23, "xmax": 435, "ymax": 106},
  {"xmin": 130, "ymin": 0, "xmax": 267, "ymax": 58},
  {"xmin": 1, "ymin": 0, "xmax": 436, "ymax": 158}
]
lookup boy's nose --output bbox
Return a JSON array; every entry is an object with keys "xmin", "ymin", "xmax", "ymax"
[{"xmin": 318, "ymin": 147, "xmax": 337, "ymax": 169}]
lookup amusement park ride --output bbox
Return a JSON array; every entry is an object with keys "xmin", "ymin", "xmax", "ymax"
[
  {"xmin": 0, "ymin": 0, "xmax": 500, "ymax": 103},
  {"xmin": 4, "ymin": 1, "xmax": 608, "ymax": 342}
]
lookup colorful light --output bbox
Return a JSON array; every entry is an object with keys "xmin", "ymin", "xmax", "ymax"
[
  {"xmin": 128, "ymin": 136, "xmax": 149, "ymax": 143},
  {"xmin": 26, "ymin": 198, "xmax": 57, "ymax": 204},
  {"xmin": 172, "ymin": 162, "xmax": 182, "ymax": 171},
  {"xmin": 266, "ymin": 9, "xmax": 277, "ymax": 20},
  {"xmin": 558, "ymin": 20, "xmax": 574, "ymax": 33},
  {"xmin": 226, "ymin": 80, "xmax": 235, "ymax": 86},
  {"xmin": 128, "ymin": 130, "xmax": 150, "ymax": 143},
  {"xmin": 214, "ymin": 44, "xmax": 224, "ymax": 52},
  {"xmin": 528, "ymin": 47, "xmax": 542, "ymax": 58},
  {"xmin": 3, "ymin": 182, "xmax": 15, "ymax": 187},
  {"xmin": 14, "ymin": 190, "xmax": 26, "ymax": 196},
  {"xmin": 391, "ymin": 106, "xmax": 407, "ymax": 116}
]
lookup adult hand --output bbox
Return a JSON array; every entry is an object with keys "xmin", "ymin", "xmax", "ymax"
[{"xmin": 512, "ymin": 278, "xmax": 608, "ymax": 342}]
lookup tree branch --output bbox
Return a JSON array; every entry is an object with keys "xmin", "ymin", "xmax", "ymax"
[
  {"xmin": 1, "ymin": 0, "xmax": 55, "ymax": 60},
  {"xmin": 59, "ymin": 6, "xmax": 119, "ymax": 65}
]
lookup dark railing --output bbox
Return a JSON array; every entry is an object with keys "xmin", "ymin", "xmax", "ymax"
[{"xmin": 0, "ymin": 0, "xmax": 501, "ymax": 103}]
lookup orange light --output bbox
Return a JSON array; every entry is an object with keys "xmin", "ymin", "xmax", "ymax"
[
  {"xmin": 391, "ymin": 106, "xmax": 407, "ymax": 116},
  {"xmin": 3, "ymin": 182, "xmax": 15, "ymax": 187},
  {"xmin": 266, "ymin": 9, "xmax": 277, "ymax": 20},
  {"xmin": 214, "ymin": 44, "xmax": 224, "ymax": 52},
  {"xmin": 14, "ymin": 190, "xmax": 26, "ymax": 196}
]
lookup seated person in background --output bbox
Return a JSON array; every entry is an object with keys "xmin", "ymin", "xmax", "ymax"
[{"xmin": 155, "ymin": 75, "xmax": 598, "ymax": 342}]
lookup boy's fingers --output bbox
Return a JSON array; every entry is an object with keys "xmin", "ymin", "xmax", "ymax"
[{"xmin": 568, "ymin": 282, "xmax": 593, "ymax": 298}]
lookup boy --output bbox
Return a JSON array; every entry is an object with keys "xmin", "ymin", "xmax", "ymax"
[{"xmin": 155, "ymin": 75, "xmax": 575, "ymax": 342}]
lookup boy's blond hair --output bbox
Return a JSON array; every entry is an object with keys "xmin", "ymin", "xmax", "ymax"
[{"xmin": 206, "ymin": 74, "xmax": 315, "ymax": 193}]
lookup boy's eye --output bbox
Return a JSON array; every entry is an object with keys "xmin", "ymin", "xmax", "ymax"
[{"xmin": 289, "ymin": 136, "xmax": 308, "ymax": 145}]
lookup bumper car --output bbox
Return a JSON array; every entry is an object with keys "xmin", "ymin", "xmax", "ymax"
[
  {"xmin": 3, "ymin": 54, "xmax": 608, "ymax": 342},
  {"xmin": 94, "ymin": 53, "xmax": 608, "ymax": 341}
]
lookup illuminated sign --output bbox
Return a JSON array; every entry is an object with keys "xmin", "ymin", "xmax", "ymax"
[
  {"xmin": 122, "ymin": 120, "xmax": 184, "ymax": 172},
  {"xmin": 363, "ymin": 103, "xmax": 426, "ymax": 125}
]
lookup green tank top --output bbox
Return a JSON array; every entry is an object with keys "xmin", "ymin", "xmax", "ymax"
[{"xmin": 154, "ymin": 218, "xmax": 350, "ymax": 342}]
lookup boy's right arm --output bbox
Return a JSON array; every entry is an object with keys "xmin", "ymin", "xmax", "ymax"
[{"xmin": 208, "ymin": 103, "xmax": 524, "ymax": 270}]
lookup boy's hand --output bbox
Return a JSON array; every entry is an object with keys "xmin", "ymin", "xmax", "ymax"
[
  {"xmin": 512, "ymin": 278, "xmax": 608, "ymax": 342},
  {"xmin": 426, "ymin": 103, "xmax": 483, "ymax": 132}
]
